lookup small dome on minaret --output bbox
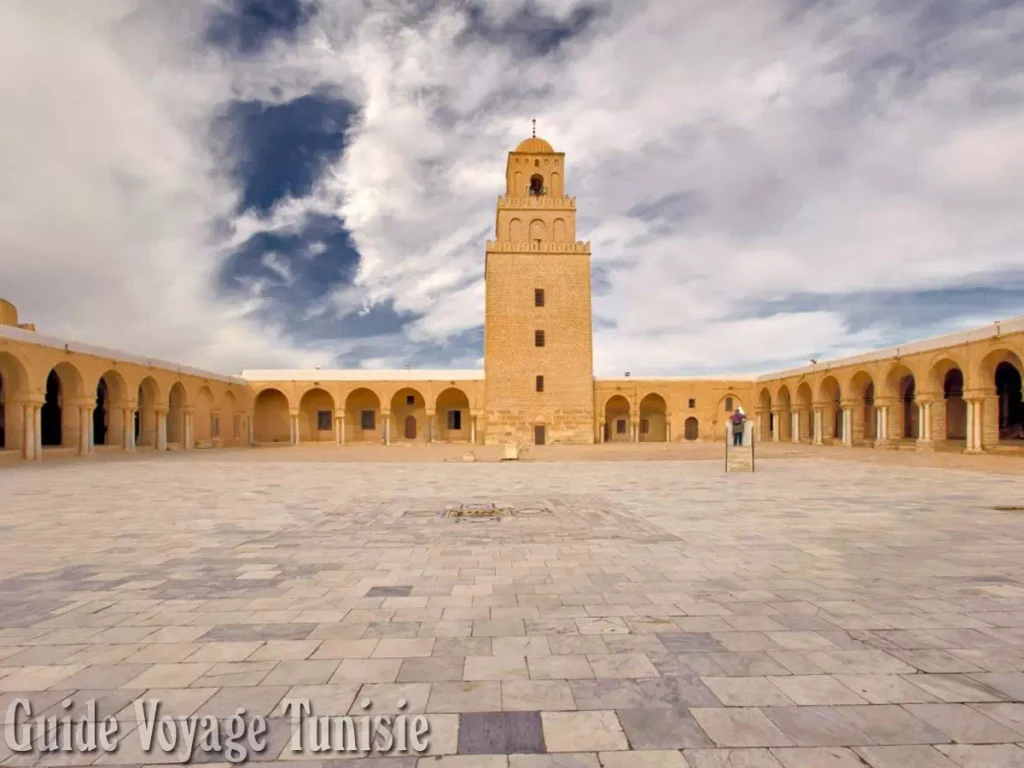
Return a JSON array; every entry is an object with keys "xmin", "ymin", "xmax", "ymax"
[
  {"xmin": 515, "ymin": 137, "xmax": 554, "ymax": 153},
  {"xmin": 0, "ymin": 298, "xmax": 18, "ymax": 326}
]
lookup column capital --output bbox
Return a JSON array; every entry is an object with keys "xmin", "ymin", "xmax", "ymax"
[
  {"xmin": 381, "ymin": 409, "xmax": 391, "ymax": 417},
  {"xmin": 68, "ymin": 396, "xmax": 95, "ymax": 408},
  {"xmin": 425, "ymin": 409, "xmax": 436, "ymax": 417},
  {"xmin": 183, "ymin": 407, "xmax": 195, "ymax": 416},
  {"xmin": 334, "ymin": 410, "xmax": 346, "ymax": 419},
  {"xmin": 873, "ymin": 396, "xmax": 898, "ymax": 406},
  {"xmin": 839, "ymin": 400, "xmax": 858, "ymax": 409},
  {"xmin": 288, "ymin": 408, "xmax": 300, "ymax": 416},
  {"xmin": 122, "ymin": 400, "xmax": 139, "ymax": 411},
  {"xmin": 154, "ymin": 405, "xmax": 168, "ymax": 415},
  {"xmin": 964, "ymin": 387, "xmax": 997, "ymax": 401},
  {"xmin": 11, "ymin": 393, "xmax": 45, "ymax": 406}
]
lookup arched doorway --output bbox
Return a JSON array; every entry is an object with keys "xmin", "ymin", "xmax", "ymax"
[
  {"xmin": 943, "ymin": 369, "xmax": 966, "ymax": 442},
  {"xmin": 42, "ymin": 370, "xmax": 64, "ymax": 446},
  {"xmin": 136, "ymin": 377, "xmax": 160, "ymax": 447},
  {"xmin": 819, "ymin": 377, "xmax": 841, "ymax": 442},
  {"xmin": 900, "ymin": 374, "xmax": 918, "ymax": 439},
  {"xmin": 0, "ymin": 352, "xmax": 29, "ymax": 454},
  {"xmin": 776, "ymin": 386, "xmax": 791, "ymax": 441},
  {"xmin": 684, "ymin": 417, "xmax": 699, "ymax": 441},
  {"xmin": 849, "ymin": 371, "xmax": 874, "ymax": 443},
  {"xmin": 758, "ymin": 388, "xmax": 772, "ymax": 439},
  {"xmin": 167, "ymin": 383, "xmax": 187, "ymax": 447},
  {"xmin": 638, "ymin": 393, "xmax": 667, "ymax": 442},
  {"xmin": 194, "ymin": 387, "xmax": 214, "ymax": 445},
  {"xmin": 603, "ymin": 395, "xmax": 631, "ymax": 443},
  {"xmin": 996, "ymin": 361, "xmax": 1024, "ymax": 440},
  {"xmin": 253, "ymin": 389, "xmax": 290, "ymax": 443},
  {"xmin": 223, "ymin": 390, "xmax": 238, "ymax": 443},
  {"xmin": 391, "ymin": 388, "xmax": 425, "ymax": 443},
  {"xmin": 93, "ymin": 371, "xmax": 127, "ymax": 447},
  {"xmin": 435, "ymin": 388, "xmax": 471, "ymax": 442},
  {"xmin": 345, "ymin": 388, "xmax": 381, "ymax": 443},
  {"xmin": 795, "ymin": 382, "xmax": 813, "ymax": 442},
  {"xmin": 298, "ymin": 388, "xmax": 334, "ymax": 443}
]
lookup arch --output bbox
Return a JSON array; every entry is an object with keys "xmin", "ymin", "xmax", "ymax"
[
  {"xmin": 550, "ymin": 170, "xmax": 561, "ymax": 196},
  {"xmin": 435, "ymin": 387, "xmax": 471, "ymax": 442},
  {"xmin": 299, "ymin": 387, "xmax": 335, "ymax": 443},
  {"xmin": 136, "ymin": 376, "xmax": 161, "ymax": 447},
  {"xmin": 684, "ymin": 416, "xmax": 699, "ymax": 441},
  {"xmin": 509, "ymin": 218, "xmax": 523, "ymax": 242},
  {"xmin": 943, "ymin": 368, "xmax": 967, "ymax": 441},
  {"xmin": 819, "ymin": 375, "xmax": 841, "ymax": 442},
  {"xmin": 94, "ymin": 369, "xmax": 127, "ymax": 447},
  {"xmin": 638, "ymin": 393, "xmax": 667, "ymax": 442},
  {"xmin": 346, "ymin": 387, "xmax": 382, "ymax": 443},
  {"xmin": 603, "ymin": 394, "xmax": 631, "ymax": 443},
  {"xmin": 882, "ymin": 364, "xmax": 917, "ymax": 440},
  {"xmin": 795, "ymin": 381, "xmax": 813, "ymax": 442},
  {"xmin": 513, "ymin": 171, "xmax": 523, "ymax": 197},
  {"xmin": 849, "ymin": 370, "xmax": 875, "ymax": 442},
  {"xmin": 995, "ymin": 360, "xmax": 1024, "ymax": 440},
  {"xmin": 529, "ymin": 219, "xmax": 545, "ymax": 244},
  {"xmin": 391, "ymin": 387, "xmax": 426, "ymax": 443},
  {"xmin": 0, "ymin": 351, "xmax": 30, "ymax": 453},
  {"xmin": 42, "ymin": 362, "xmax": 84, "ymax": 449},
  {"xmin": 193, "ymin": 386, "xmax": 215, "ymax": 445},
  {"xmin": 254, "ymin": 388, "xmax": 290, "ymax": 443},
  {"xmin": 758, "ymin": 387, "xmax": 773, "ymax": 439},
  {"xmin": 976, "ymin": 347, "xmax": 1024, "ymax": 384},
  {"xmin": 553, "ymin": 218, "xmax": 567, "ymax": 242},
  {"xmin": 223, "ymin": 390, "xmax": 239, "ymax": 443},
  {"xmin": 167, "ymin": 382, "xmax": 187, "ymax": 447},
  {"xmin": 529, "ymin": 174, "xmax": 544, "ymax": 196},
  {"xmin": 775, "ymin": 386, "xmax": 792, "ymax": 442}
]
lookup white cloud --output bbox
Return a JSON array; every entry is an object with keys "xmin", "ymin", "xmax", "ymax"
[{"xmin": 2, "ymin": 0, "xmax": 1023, "ymax": 379}]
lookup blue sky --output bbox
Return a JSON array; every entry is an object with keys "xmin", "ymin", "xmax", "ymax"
[{"xmin": 1, "ymin": 0, "xmax": 1022, "ymax": 375}]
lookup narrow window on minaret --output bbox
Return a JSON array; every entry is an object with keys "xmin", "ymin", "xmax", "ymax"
[
  {"xmin": 535, "ymin": 289, "xmax": 545, "ymax": 307},
  {"xmin": 535, "ymin": 330, "xmax": 545, "ymax": 347},
  {"xmin": 536, "ymin": 375, "xmax": 544, "ymax": 392}
]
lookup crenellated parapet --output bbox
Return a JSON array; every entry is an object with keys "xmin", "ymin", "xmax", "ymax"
[
  {"xmin": 485, "ymin": 240, "xmax": 591, "ymax": 254},
  {"xmin": 497, "ymin": 196, "xmax": 576, "ymax": 209}
]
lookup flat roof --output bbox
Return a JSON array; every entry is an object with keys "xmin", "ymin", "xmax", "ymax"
[
  {"xmin": 0, "ymin": 325, "xmax": 244, "ymax": 384},
  {"xmin": 755, "ymin": 316, "xmax": 1024, "ymax": 382},
  {"xmin": 240, "ymin": 369, "xmax": 486, "ymax": 382}
]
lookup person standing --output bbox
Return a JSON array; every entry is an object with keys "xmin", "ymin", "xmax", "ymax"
[{"xmin": 730, "ymin": 407, "xmax": 746, "ymax": 447}]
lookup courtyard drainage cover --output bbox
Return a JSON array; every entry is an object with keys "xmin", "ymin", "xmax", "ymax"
[{"xmin": 444, "ymin": 503, "xmax": 515, "ymax": 520}]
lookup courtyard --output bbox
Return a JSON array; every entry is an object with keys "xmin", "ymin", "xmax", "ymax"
[{"xmin": 1, "ymin": 453, "xmax": 1024, "ymax": 766}]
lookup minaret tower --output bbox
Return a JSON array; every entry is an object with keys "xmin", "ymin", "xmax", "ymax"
[{"xmin": 483, "ymin": 129, "xmax": 595, "ymax": 445}]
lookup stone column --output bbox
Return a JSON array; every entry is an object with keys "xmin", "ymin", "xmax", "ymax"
[
  {"xmin": 21, "ymin": 402, "xmax": 35, "ymax": 461},
  {"xmin": 771, "ymin": 411, "xmax": 781, "ymax": 442},
  {"xmin": 915, "ymin": 400, "xmax": 933, "ymax": 450},
  {"xmin": 78, "ymin": 405, "xmax": 90, "ymax": 457},
  {"xmin": 790, "ymin": 412, "xmax": 799, "ymax": 443},
  {"xmin": 184, "ymin": 409, "xmax": 194, "ymax": 449},
  {"xmin": 873, "ymin": 398, "xmax": 892, "ymax": 448},
  {"xmin": 426, "ymin": 410, "xmax": 435, "ymax": 444},
  {"xmin": 33, "ymin": 404, "xmax": 42, "ymax": 460},
  {"xmin": 470, "ymin": 415, "xmax": 477, "ymax": 444},
  {"xmin": 964, "ymin": 396, "xmax": 984, "ymax": 453},
  {"xmin": 247, "ymin": 416, "xmax": 254, "ymax": 446},
  {"xmin": 123, "ymin": 407, "xmax": 135, "ymax": 451},
  {"xmin": 598, "ymin": 421, "xmax": 605, "ymax": 443},
  {"xmin": 338, "ymin": 413, "xmax": 346, "ymax": 445},
  {"xmin": 383, "ymin": 411, "xmax": 391, "ymax": 445},
  {"xmin": 812, "ymin": 408, "xmax": 823, "ymax": 445},
  {"xmin": 334, "ymin": 414, "xmax": 341, "ymax": 445},
  {"xmin": 156, "ymin": 407, "xmax": 168, "ymax": 451}
]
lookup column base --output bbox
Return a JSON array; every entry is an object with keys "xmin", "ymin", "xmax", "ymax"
[{"xmin": 964, "ymin": 448, "xmax": 986, "ymax": 455}]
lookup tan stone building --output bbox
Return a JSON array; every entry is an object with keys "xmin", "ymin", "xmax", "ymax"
[{"xmin": 1, "ymin": 137, "xmax": 1022, "ymax": 462}]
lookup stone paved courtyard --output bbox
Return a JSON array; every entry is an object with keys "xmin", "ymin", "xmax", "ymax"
[{"xmin": 2, "ymin": 455, "xmax": 1024, "ymax": 766}]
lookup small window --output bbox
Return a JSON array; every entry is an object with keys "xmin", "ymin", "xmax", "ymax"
[
  {"xmin": 640, "ymin": 419, "xmax": 649, "ymax": 435},
  {"xmin": 535, "ymin": 330, "xmax": 545, "ymax": 347},
  {"xmin": 317, "ymin": 410, "xmax": 332, "ymax": 431},
  {"xmin": 535, "ymin": 288, "xmax": 545, "ymax": 307},
  {"xmin": 447, "ymin": 410, "xmax": 462, "ymax": 430},
  {"xmin": 616, "ymin": 419, "xmax": 626, "ymax": 434},
  {"xmin": 688, "ymin": 398, "xmax": 696, "ymax": 409},
  {"xmin": 534, "ymin": 425, "xmax": 546, "ymax": 445},
  {"xmin": 725, "ymin": 397, "xmax": 734, "ymax": 412},
  {"xmin": 535, "ymin": 375, "xmax": 544, "ymax": 392},
  {"xmin": 212, "ymin": 415, "xmax": 220, "ymax": 438},
  {"xmin": 360, "ymin": 410, "xmax": 375, "ymax": 431},
  {"xmin": 406, "ymin": 394, "xmax": 415, "ymax": 405}
]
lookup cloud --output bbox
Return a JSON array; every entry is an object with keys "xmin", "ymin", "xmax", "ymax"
[{"xmin": 2, "ymin": 0, "xmax": 1023, "ymax": 378}]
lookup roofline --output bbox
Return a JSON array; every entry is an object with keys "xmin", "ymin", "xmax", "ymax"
[
  {"xmin": 0, "ymin": 325, "xmax": 244, "ymax": 384},
  {"xmin": 240, "ymin": 369, "xmax": 486, "ymax": 382},
  {"xmin": 755, "ymin": 316, "xmax": 1024, "ymax": 382}
]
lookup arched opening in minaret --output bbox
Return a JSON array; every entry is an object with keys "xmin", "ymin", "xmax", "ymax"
[{"xmin": 529, "ymin": 174, "xmax": 544, "ymax": 196}]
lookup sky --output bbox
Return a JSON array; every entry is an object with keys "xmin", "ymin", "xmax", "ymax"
[{"xmin": 1, "ymin": 0, "xmax": 1022, "ymax": 377}]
